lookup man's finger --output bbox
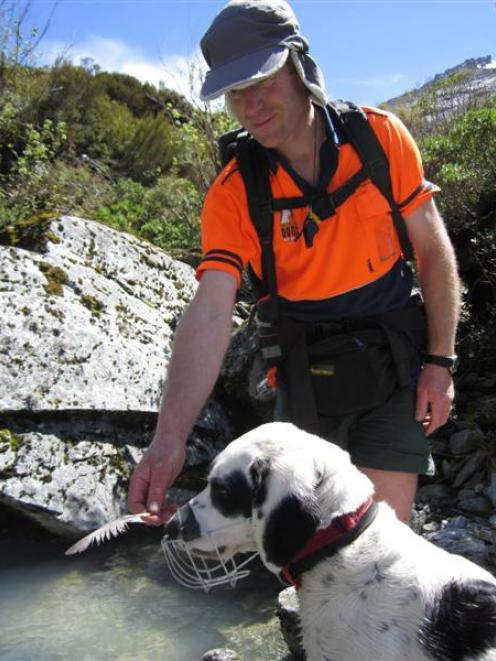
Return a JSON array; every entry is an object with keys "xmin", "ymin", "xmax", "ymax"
[
  {"xmin": 127, "ymin": 466, "xmax": 151, "ymax": 513},
  {"xmin": 141, "ymin": 504, "xmax": 178, "ymax": 526},
  {"xmin": 147, "ymin": 465, "xmax": 172, "ymax": 514},
  {"xmin": 415, "ymin": 387, "xmax": 429, "ymax": 423}
]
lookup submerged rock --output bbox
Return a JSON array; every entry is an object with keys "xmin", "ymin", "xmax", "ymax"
[{"xmin": 202, "ymin": 649, "xmax": 241, "ymax": 661}]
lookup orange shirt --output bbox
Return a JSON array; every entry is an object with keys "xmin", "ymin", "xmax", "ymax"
[{"xmin": 197, "ymin": 106, "xmax": 438, "ymax": 316}]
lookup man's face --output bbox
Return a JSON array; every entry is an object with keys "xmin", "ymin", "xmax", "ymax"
[{"xmin": 227, "ymin": 63, "xmax": 310, "ymax": 152}]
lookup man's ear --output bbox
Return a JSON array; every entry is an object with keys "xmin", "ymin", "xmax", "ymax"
[{"xmin": 249, "ymin": 456, "xmax": 271, "ymax": 508}]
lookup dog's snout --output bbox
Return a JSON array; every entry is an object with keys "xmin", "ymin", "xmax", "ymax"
[
  {"xmin": 163, "ymin": 517, "xmax": 181, "ymax": 540},
  {"xmin": 163, "ymin": 504, "xmax": 200, "ymax": 542}
]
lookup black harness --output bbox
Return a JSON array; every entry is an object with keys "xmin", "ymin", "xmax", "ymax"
[
  {"xmin": 219, "ymin": 101, "xmax": 413, "ymax": 323},
  {"xmin": 218, "ymin": 101, "xmax": 426, "ymax": 433}
]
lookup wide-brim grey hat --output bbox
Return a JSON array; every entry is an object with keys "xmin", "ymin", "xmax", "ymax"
[{"xmin": 200, "ymin": 0, "xmax": 327, "ymax": 106}]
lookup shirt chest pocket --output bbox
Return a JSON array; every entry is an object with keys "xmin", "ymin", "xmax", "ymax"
[{"xmin": 354, "ymin": 182, "xmax": 399, "ymax": 264}]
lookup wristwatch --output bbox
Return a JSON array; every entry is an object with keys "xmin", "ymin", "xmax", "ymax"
[{"xmin": 424, "ymin": 354, "xmax": 459, "ymax": 374}]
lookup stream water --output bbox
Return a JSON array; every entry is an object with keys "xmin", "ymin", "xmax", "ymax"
[{"xmin": 0, "ymin": 527, "xmax": 291, "ymax": 661}]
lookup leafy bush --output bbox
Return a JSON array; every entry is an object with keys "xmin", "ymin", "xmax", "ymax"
[
  {"xmin": 94, "ymin": 179, "xmax": 147, "ymax": 233},
  {"xmin": 0, "ymin": 118, "xmax": 68, "ymax": 224},
  {"xmin": 94, "ymin": 175, "xmax": 202, "ymax": 251},
  {"xmin": 139, "ymin": 175, "xmax": 202, "ymax": 250},
  {"xmin": 421, "ymin": 105, "xmax": 496, "ymax": 369},
  {"xmin": 122, "ymin": 115, "xmax": 179, "ymax": 184},
  {"xmin": 0, "ymin": 158, "xmax": 114, "ymax": 227},
  {"xmin": 176, "ymin": 108, "xmax": 237, "ymax": 194}
]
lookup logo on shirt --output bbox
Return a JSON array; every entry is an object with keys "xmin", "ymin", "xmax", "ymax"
[{"xmin": 280, "ymin": 209, "xmax": 299, "ymax": 241}]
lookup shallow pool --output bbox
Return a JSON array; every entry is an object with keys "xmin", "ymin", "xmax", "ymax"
[{"xmin": 0, "ymin": 528, "xmax": 291, "ymax": 660}]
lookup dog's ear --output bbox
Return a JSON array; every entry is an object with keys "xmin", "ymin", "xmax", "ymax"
[
  {"xmin": 249, "ymin": 456, "xmax": 271, "ymax": 507},
  {"xmin": 262, "ymin": 495, "xmax": 319, "ymax": 569}
]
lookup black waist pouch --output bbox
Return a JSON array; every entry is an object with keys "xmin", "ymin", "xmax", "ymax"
[
  {"xmin": 266, "ymin": 295, "xmax": 427, "ymax": 431},
  {"xmin": 307, "ymin": 327, "xmax": 400, "ymax": 417}
]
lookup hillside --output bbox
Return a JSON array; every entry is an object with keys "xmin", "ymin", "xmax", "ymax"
[{"xmin": 383, "ymin": 55, "xmax": 496, "ymax": 121}]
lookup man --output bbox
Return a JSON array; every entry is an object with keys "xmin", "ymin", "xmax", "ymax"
[{"xmin": 128, "ymin": 0, "xmax": 460, "ymax": 525}]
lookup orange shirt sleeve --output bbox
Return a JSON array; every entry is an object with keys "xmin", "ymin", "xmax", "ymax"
[
  {"xmin": 366, "ymin": 108, "xmax": 440, "ymax": 217},
  {"xmin": 195, "ymin": 162, "xmax": 260, "ymax": 286}
]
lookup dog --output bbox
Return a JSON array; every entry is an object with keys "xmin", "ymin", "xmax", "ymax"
[{"xmin": 163, "ymin": 422, "xmax": 496, "ymax": 661}]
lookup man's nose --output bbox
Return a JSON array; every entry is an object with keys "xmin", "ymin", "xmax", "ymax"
[
  {"xmin": 238, "ymin": 85, "xmax": 264, "ymax": 115},
  {"xmin": 163, "ymin": 503, "xmax": 200, "ymax": 542}
]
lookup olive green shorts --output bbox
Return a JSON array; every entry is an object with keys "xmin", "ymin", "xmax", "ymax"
[{"xmin": 274, "ymin": 382, "xmax": 434, "ymax": 476}]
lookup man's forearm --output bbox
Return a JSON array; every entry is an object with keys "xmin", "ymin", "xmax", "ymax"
[
  {"xmin": 406, "ymin": 199, "xmax": 461, "ymax": 356},
  {"xmin": 154, "ymin": 273, "xmax": 237, "ymax": 447},
  {"xmin": 418, "ymin": 241, "xmax": 460, "ymax": 356}
]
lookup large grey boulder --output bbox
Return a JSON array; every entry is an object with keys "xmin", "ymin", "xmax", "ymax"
[
  {"xmin": 0, "ymin": 215, "xmax": 253, "ymax": 534},
  {"xmin": 0, "ymin": 215, "xmax": 197, "ymax": 412},
  {"xmin": 0, "ymin": 405, "xmax": 231, "ymax": 536}
]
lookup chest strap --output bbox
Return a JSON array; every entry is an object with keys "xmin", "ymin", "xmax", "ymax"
[{"xmin": 236, "ymin": 140, "xmax": 384, "ymax": 322}]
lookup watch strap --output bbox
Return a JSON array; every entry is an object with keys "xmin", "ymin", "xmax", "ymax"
[{"xmin": 425, "ymin": 354, "xmax": 458, "ymax": 372}]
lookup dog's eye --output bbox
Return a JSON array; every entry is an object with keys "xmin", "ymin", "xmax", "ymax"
[{"xmin": 210, "ymin": 481, "xmax": 229, "ymax": 498}]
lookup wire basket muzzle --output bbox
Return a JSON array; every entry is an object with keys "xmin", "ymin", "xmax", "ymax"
[{"xmin": 161, "ymin": 534, "xmax": 259, "ymax": 592}]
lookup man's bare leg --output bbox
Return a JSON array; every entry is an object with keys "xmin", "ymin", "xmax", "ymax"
[{"xmin": 357, "ymin": 466, "xmax": 418, "ymax": 524}]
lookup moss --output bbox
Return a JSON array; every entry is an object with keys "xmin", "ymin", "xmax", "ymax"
[
  {"xmin": 0, "ymin": 428, "xmax": 22, "ymax": 451},
  {"xmin": 45, "ymin": 231, "xmax": 61, "ymax": 244},
  {"xmin": 46, "ymin": 306, "xmax": 65, "ymax": 321},
  {"xmin": 21, "ymin": 306, "xmax": 31, "ymax": 316},
  {"xmin": 39, "ymin": 261, "xmax": 68, "ymax": 297},
  {"xmin": 140, "ymin": 253, "xmax": 156, "ymax": 269},
  {"xmin": 108, "ymin": 450, "xmax": 129, "ymax": 475},
  {"xmin": 81, "ymin": 294, "xmax": 105, "ymax": 315},
  {"xmin": 0, "ymin": 213, "xmax": 60, "ymax": 253}
]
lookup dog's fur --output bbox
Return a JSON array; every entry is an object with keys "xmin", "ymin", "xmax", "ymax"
[{"xmin": 164, "ymin": 422, "xmax": 496, "ymax": 661}]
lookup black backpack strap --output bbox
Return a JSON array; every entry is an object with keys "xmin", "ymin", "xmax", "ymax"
[
  {"xmin": 218, "ymin": 127, "xmax": 248, "ymax": 168},
  {"xmin": 271, "ymin": 166, "xmax": 369, "ymax": 216},
  {"xmin": 235, "ymin": 136, "xmax": 280, "ymax": 323},
  {"xmin": 329, "ymin": 101, "xmax": 414, "ymax": 261}
]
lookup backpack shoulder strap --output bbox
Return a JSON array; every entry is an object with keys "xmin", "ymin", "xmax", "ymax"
[
  {"xmin": 329, "ymin": 101, "xmax": 414, "ymax": 261},
  {"xmin": 235, "ymin": 136, "xmax": 280, "ymax": 321},
  {"xmin": 218, "ymin": 127, "xmax": 248, "ymax": 168}
]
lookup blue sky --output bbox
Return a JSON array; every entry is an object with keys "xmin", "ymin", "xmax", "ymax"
[{"xmin": 27, "ymin": 0, "xmax": 496, "ymax": 106}]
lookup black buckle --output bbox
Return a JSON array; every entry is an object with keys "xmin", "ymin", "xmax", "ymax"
[{"xmin": 312, "ymin": 193, "xmax": 336, "ymax": 221}]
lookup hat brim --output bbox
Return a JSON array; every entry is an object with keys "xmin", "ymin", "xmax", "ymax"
[{"xmin": 200, "ymin": 46, "xmax": 288, "ymax": 101}]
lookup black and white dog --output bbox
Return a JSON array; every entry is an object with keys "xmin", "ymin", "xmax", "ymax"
[{"xmin": 164, "ymin": 422, "xmax": 496, "ymax": 661}]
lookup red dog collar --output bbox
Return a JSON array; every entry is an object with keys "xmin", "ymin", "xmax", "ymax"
[{"xmin": 280, "ymin": 497, "xmax": 378, "ymax": 590}]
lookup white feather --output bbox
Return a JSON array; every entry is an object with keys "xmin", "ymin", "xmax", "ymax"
[{"xmin": 65, "ymin": 513, "xmax": 149, "ymax": 555}]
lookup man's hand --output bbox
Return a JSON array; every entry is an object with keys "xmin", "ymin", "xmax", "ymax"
[
  {"xmin": 415, "ymin": 364, "xmax": 454, "ymax": 436},
  {"xmin": 127, "ymin": 439, "xmax": 186, "ymax": 525}
]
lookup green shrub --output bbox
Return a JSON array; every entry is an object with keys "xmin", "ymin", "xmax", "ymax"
[
  {"xmin": 94, "ymin": 179, "xmax": 147, "ymax": 233},
  {"xmin": 421, "ymin": 105, "xmax": 496, "ymax": 369},
  {"xmin": 122, "ymin": 115, "xmax": 179, "ymax": 184},
  {"xmin": 94, "ymin": 175, "xmax": 202, "ymax": 251},
  {"xmin": 139, "ymin": 175, "xmax": 202, "ymax": 250},
  {"xmin": 0, "ymin": 160, "xmax": 114, "ymax": 228}
]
